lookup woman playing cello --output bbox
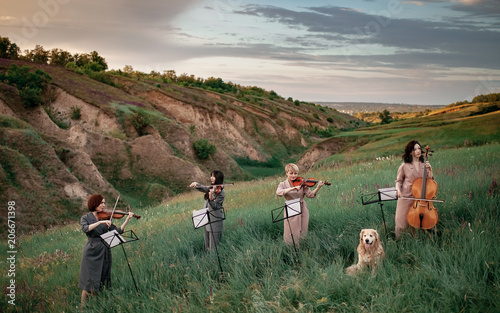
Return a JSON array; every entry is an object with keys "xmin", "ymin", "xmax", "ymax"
[{"xmin": 394, "ymin": 140, "xmax": 434, "ymax": 239}]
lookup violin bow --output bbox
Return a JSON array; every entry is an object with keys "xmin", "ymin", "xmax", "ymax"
[
  {"xmin": 188, "ymin": 183, "xmax": 234, "ymax": 188},
  {"xmin": 208, "ymin": 183, "xmax": 234, "ymax": 188},
  {"xmin": 108, "ymin": 195, "xmax": 120, "ymax": 225}
]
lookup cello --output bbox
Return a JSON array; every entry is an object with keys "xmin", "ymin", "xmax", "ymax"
[{"xmin": 406, "ymin": 145, "xmax": 439, "ymax": 229}]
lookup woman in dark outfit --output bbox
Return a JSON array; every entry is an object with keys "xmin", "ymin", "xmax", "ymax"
[
  {"xmin": 189, "ymin": 170, "xmax": 225, "ymax": 251},
  {"xmin": 79, "ymin": 194, "xmax": 134, "ymax": 307}
]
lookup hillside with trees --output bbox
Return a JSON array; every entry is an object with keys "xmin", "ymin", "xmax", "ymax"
[
  {"xmin": 297, "ymin": 96, "xmax": 500, "ymax": 170},
  {"xmin": 0, "ymin": 37, "xmax": 363, "ymax": 233},
  {"xmin": 351, "ymin": 95, "xmax": 500, "ymax": 124},
  {"xmin": 1, "ymin": 37, "xmax": 499, "ymax": 234}
]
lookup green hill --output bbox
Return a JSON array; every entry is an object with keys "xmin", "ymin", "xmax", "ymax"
[
  {"xmin": 0, "ymin": 58, "xmax": 360, "ymax": 234},
  {"xmin": 1, "ymin": 144, "xmax": 498, "ymax": 312},
  {"xmin": 297, "ymin": 102, "xmax": 500, "ymax": 170}
]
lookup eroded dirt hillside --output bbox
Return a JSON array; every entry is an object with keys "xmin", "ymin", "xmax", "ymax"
[{"xmin": 0, "ymin": 59, "xmax": 360, "ymax": 233}]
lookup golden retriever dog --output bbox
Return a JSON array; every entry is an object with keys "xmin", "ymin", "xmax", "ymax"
[{"xmin": 346, "ymin": 229, "xmax": 385, "ymax": 276}]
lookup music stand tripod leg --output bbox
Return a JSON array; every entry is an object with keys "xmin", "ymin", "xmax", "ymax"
[
  {"xmin": 285, "ymin": 207, "xmax": 300, "ymax": 264},
  {"xmin": 120, "ymin": 242, "xmax": 139, "ymax": 295},
  {"xmin": 208, "ymin": 219, "xmax": 225, "ymax": 281},
  {"xmin": 379, "ymin": 202, "xmax": 388, "ymax": 237}
]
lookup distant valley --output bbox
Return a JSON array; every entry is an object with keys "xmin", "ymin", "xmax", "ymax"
[{"xmin": 316, "ymin": 102, "xmax": 445, "ymax": 115}]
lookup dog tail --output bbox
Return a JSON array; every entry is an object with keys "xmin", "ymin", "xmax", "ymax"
[{"xmin": 346, "ymin": 264, "xmax": 360, "ymax": 276}]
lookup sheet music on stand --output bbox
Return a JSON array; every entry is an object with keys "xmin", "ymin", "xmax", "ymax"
[
  {"xmin": 192, "ymin": 208, "xmax": 209, "ymax": 229},
  {"xmin": 271, "ymin": 199, "xmax": 301, "ymax": 223},
  {"xmin": 362, "ymin": 187, "xmax": 397, "ymax": 205},
  {"xmin": 192, "ymin": 207, "xmax": 225, "ymax": 229},
  {"xmin": 378, "ymin": 187, "xmax": 397, "ymax": 201},
  {"xmin": 191, "ymin": 207, "xmax": 226, "ymax": 280},
  {"xmin": 100, "ymin": 229, "xmax": 139, "ymax": 249},
  {"xmin": 99, "ymin": 228, "xmax": 140, "ymax": 294},
  {"xmin": 361, "ymin": 187, "xmax": 397, "ymax": 236},
  {"xmin": 100, "ymin": 229, "xmax": 126, "ymax": 248},
  {"xmin": 271, "ymin": 198, "xmax": 302, "ymax": 262}
]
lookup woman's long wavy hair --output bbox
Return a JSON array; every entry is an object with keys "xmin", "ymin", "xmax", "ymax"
[{"xmin": 402, "ymin": 140, "xmax": 425, "ymax": 163}]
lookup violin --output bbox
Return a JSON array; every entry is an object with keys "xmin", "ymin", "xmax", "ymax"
[
  {"xmin": 406, "ymin": 145, "xmax": 439, "ymax": 229},
  {"xmin": 97, "ymin": 209, "xmax": 141, "ymax": 220},
  {"xmin": 292, "ymin": 177, "xmax": 331, "ymax": 187}
]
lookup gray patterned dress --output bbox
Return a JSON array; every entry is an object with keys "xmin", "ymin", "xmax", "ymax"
[
  {"xmin": 78, "ymin": 212, "xmax": 123, "ymax": 292},
  {"xmin": 195, "ymin": 184, "xmax": 225, "ymax": 251}
]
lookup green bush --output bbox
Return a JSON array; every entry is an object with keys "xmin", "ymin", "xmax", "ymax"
[
  {"xmin": 0, "ymin": 64, "xmax": 51, "ymax": 108},
  {"xmin": 130, "ymin": 110, "xmax": 150, "ymax": 136},
  {"xmin": 19, "ymin": 86, "xmax": 43, "ymax": 108},
  {"xmin": 312, "ymin": 125, "xmax": 336, "ymax": 138},
  {"xmin": 70, "ymin": 106, "xmax": 81, "ymax": 120},
  {"xmin": 65, "ymin": 62, "xmax": 77, "ymax": 70},
  {"xmin": 85, "ymin": 69, "xmax": 115, "ymax": 86},
  {"xmin": 193, "ymin": 138, "xmax": 217, "ymax": 159}
]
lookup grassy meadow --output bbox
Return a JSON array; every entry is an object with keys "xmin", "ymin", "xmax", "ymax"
[{"xmin": 1, "ymin": 143, "xmax": 499, "ymax": 312}]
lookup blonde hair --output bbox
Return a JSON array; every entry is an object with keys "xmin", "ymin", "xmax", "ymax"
[{"xmin": 285, "ymin": 163, "xmax": 299, "ymax": 174}]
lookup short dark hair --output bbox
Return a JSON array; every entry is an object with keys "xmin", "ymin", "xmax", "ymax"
[
  {"xmin": 87, "ymin": 194, "xmax": 104, "ymax": 211},
  {"xmin": 402, "ymin": 140, "xmax": 424, "ymax": 163}
]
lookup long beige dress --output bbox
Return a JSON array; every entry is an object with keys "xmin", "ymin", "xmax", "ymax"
[
  {"xmin": 394, "ymin": 162, "xmax": 434, "ymax": 238},
  {"xmin": 276, "ymin": 179, "xmax": 317, "ymax": 244}
]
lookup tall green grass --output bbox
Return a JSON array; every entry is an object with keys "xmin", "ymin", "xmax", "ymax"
[{"xmin": 1, "ymin": 144, "xmax": 499, "ymax": 312}]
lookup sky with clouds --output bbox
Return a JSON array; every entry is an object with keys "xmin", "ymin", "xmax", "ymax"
[{"xmin": 1, "ymin": 0, "xmax": 499, "ymax": 105}]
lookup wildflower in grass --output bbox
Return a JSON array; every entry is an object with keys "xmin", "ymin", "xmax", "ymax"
[
  {"xmin": 467, "ymin": 191, "xmax": 474, "ymax": 200},
  {"xmin": 487, "ymin": 178, "xmax": 498, "ymax": 197}
]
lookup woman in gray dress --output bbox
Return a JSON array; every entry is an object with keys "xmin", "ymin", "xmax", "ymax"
[
  {"xmin": 79, "ymin": 194, "xmax": 134, "ymax": 307},
  {"xmin": 189, "ymin": 170, "xmax": 225, "ymax": 251}
]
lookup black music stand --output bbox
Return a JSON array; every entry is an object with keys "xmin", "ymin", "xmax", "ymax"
[
  {"xmin": 272, "ymin": 199, "xmax": 301, "ymax": 261},
  {"xmin": 192, "ymin": 207, "xmax": 226, "ymax": 280},
  {"xmin": 100, "ymin": 229, "xmax": 140, "ymax": 295},
  {"xmin": 361, "ymin": 187, "xmax": 397, "ymax": 236}
]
